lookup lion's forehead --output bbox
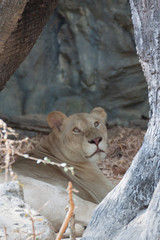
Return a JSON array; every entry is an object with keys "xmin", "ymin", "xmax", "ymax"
[{"xmin": 68, "ymin": 113, "xmax": 95, "ymax": 128}]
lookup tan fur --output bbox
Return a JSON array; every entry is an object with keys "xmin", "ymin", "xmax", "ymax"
[
  {"xmin": 13, "ymin": 107, "xmax": 114, "ymax": 203},
  {"xmin": 8, "ymin": 107, "xmax": 115, "ymax": 232}
]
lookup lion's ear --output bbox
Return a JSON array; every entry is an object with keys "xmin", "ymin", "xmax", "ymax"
[
  {"xmin": 90, "ymin": 107, "xmax": 107, "ymax": 122},
  {"xmin": 47, "ymin": 111, "xmax": 67, "ymax": 130}
]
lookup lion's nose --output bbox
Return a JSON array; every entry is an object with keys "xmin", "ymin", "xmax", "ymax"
[{"xmin": 89, "ymin": 137, "xmax": 102, "ymax": 146}]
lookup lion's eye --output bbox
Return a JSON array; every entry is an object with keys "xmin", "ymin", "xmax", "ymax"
[
  {"xmin": 94, "ymin": 121, "xmax": 100, "ymax": 128},
  {"xmin": 72, "ymin": 127, "xmax": 81, "ymax": 134}
]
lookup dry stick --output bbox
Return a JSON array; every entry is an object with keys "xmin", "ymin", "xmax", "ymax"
[
  {"xmin": 0, "ymin": 119, "xmax": 16, "ymax": 180},
  {"xmin": 15, "ymin": 152, "xmax": 74, "ymax": 175},
  {"xmin": 15, "ymin": 152, "xmax": 62, "ymax": 168},
  {"xmin": 56, "ymin": 182, "xmax": 75, "ymax": 240},
  {"xmin": 4, "ymin": 226, "xmax": 7, "ymax": 240},
  {"xmin": 3, "ymin": 121, "xmax": 10, "ymax": 182},
  {"xmin": 4, "ymin": 141, "xmax": 10, "ymax": 182},
  {"xmin": 69, "ymin": 214, "xmax": 76, "ymax": 240},
  {"xmin": 30, "ymin": 215, "xmax": 36, "ymax": 240},
  {"xmin": 29, "ymin": 213, "xmax": 43, "ymax": 240}
]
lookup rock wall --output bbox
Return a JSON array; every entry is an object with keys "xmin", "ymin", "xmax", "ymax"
[{"xmin": 0, "ymin": 0, "xmax": 148, "ymax": 124}]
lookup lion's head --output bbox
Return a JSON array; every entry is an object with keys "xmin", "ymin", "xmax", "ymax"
[
  {"xmin": 47, "ymin": 107, "xmax": 108, "ymax": 164},
  {"xmin": 14, "ymin": 107, "xmax": 114, "ymax": 204}
]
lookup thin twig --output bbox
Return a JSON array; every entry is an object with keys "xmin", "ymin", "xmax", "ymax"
[
  {"xmin": 69, "ymin": 214, "xmax": 76, "ymax": 240},
  {"xmin": 30, "ymin": 215, "xmax": 36, "ymax": 240},
  {"xmin": 15, "ymin": 152, "xmax": 74, "ymax": 174},
  {"xmin": 2, "ymin": 120, "xmax": 10, "ymax": 182},
  {"xmin": 0, "ymin": 119, "xmax": 18, "ymax": 179},
  {"xmin": 56, "ymin": 182, "xmax": 75, "ymax": 240},
  {"xmin": 15, "ymin": 152, "xmax": 62, "ymax": 168},
  {"xmin": 4, "ymin": 226, "xmax": 7, "ymax": 240}
]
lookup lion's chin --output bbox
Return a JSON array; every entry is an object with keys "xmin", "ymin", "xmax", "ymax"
[{"xmin": 88, "ymin": 151, "xmax": 106, "ymax": 162}]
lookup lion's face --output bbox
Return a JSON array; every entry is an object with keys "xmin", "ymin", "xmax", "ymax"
[{"xmin": 47, "ymin": 107, "xmax": 108, "ymax": 163}]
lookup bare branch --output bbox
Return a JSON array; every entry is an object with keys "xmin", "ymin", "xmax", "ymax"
[{"xmin": 56, "ymin": 182, "xmax": 75, "ymax": 240}]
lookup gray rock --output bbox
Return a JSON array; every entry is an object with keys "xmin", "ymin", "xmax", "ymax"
[
  {"xmin": 0, "ymin": 75, "xmax": 22, "ymax": 116},
  {"xmin": 0, "ymin": 181, "xmax": 24, "ymax": 199},
  {"xmin": 0, "ymin": 1, "xmax": 148, "ymax": 124},
  {"xmin": 0, "ymin": 181, "xmax": 55, "ymax": 240},
  {"xmin": 54, "ymin": 95, "xmax": 92, "ymax": 115}
]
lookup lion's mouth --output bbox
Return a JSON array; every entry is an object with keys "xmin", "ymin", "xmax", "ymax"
[{"xmin": 87, "ymin": 148, "xmax": 105, "ymax": 158}]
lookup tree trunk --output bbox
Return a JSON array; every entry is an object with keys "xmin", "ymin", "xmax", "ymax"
[
  {"xmin": 0, "ymin": 0, "xmax": 58, "ymax": 91},
  {"xmin": 82, "ymin": 1, "xmax": 160, "ymax": 239}
]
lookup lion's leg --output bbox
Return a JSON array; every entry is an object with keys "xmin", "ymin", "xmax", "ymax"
[
  {"xmin": 0, "ymin": 174, "xmax": 96, "ymax": 235},
  {"xmin": 20, "ymin": 176, "xmax": 96, "ymax": 231}
]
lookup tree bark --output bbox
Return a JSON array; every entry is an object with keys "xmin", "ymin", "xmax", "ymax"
[
  {"xmin": 82, "ymin": 1, "xmax": 160, "ymax": 239},
  {"xmin": 0, "ymin": 0, "xmax": 58, "ymax": 91}
]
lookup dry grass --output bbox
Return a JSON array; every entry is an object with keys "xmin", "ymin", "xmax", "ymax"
[
  {"xmin": 0, "ymin": 119, "xmax": 44, "ymax": 181},
  {"xmin": 99, "ymin": 126, "xmax": 145, "ymax": 184},
  {"xmin": 0, "ymin": 120, "xmax": 38, "ymax": 167}
]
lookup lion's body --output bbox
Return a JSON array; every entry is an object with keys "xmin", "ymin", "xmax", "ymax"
[
  {"xmin": 13, "ymin": 108, "xmax": 114, "ymax": 203},
  {"xmin": 1, "ymin": 108, "xmax": 115, "ymax": 233}
]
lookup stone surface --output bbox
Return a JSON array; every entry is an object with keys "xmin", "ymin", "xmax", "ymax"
[
  {"xmin": 0, "ymin": 181, "xmax": 55, "ymax": 240},
  {"xmin": 0, "ymin": 0, "xmax": 148, "ymax": 124}
]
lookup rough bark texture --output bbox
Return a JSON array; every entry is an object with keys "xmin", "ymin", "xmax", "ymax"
[
  {"xmin": 0, "ymin": 0, "xmax": 58, "ymax": 91},
  {"xmin": 82, "ymin": 1, "xmax": 160, "ymax": 240}
]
